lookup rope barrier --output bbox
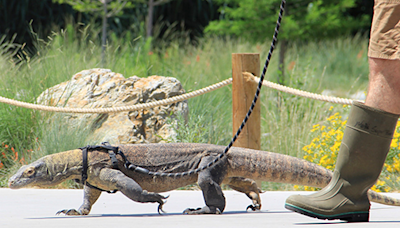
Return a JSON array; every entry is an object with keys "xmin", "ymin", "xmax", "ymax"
[
  {"xmin": 0, "ymin": 74, "xmax": 359, "ymax": 114},
  {"xmin": 0, "ymin": 78, "xmax": 232, "ymax": 113},
  {"xmin": 244, "ymin": 73, "xmax": 359, "ymax": 105}
]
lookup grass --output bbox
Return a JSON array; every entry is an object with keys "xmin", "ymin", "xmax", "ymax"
[{"xmin": 0, "ymin": 27, "xmax": 371, "ymax": 190}]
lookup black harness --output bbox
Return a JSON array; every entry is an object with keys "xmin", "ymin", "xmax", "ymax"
[
  {"xmin": 79, "ymin": 142, "xmax": 120, "ymax": 193},
  {"xmin": 78, "ymin": 141, "xmax": 173, "ymax": 192}
]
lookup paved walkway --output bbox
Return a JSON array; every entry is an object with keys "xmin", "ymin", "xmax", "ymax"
[{"xmin": 1, "ymin": 188, "xmax": 400, "ymax": 228}]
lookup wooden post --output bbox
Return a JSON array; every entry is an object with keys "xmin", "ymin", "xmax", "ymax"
[
  {"xmin": 232, "ymin": 53, "xmax": 261, "ymax": 188},
  {"xmin": 232, "ymin": 53, "xmax": 261, "ymax": 150}
]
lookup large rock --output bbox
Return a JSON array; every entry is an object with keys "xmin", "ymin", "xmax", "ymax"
[{"xmin": 37, "ymin": 68, "xmax": 188, "ymax": 144}]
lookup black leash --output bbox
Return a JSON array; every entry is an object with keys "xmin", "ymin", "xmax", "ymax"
[{"xmin": 79, "ymin": 0, "xmax": 286, "ymax": 179}]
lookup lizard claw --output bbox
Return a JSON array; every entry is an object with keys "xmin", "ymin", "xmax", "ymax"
[
  {"xmin": 56, "ymin": 209, "xmax": 82, "ymax": 216},
  {"xmin": 183, "ymin": 206, "xmax": 221, "ymax": 214},
  {"xmin": 157, "ymin": 201, "xmax": 167, "ymax": 215},
  {"xmin": 183, "ymin": 207, "xmax": 202, "ymax": 214},
  {"xmin": 246, "ymin": 204, "xmax": 260, "ymax": 211}
]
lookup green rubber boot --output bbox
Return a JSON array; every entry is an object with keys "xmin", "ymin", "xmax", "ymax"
[{"xmin": 285, "ymin": 101, "xmax": 399, "ymax": 222}]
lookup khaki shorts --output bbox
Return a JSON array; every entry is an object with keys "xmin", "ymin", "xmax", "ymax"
[{"xmin": 368, "ymin": 0, "xmax": 400, "ymax": 60}]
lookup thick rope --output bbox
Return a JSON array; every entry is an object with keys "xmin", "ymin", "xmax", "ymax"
[
  {"xmin": 245, "ymin": 73, "xmax": 358, "ymax": 105},
  {"xmin": 0, "ymin": 74, "xmax": 359, "ymax": 114},
  {"xmin": 0, "ymin": 78, "xmax": 232, "ymax": 113}
]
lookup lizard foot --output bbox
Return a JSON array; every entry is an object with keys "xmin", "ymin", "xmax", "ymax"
[
  {"xmin": 183, "ymin": 206, "xmax": 221, "ymax": 215},
  {"xmin": 157, "ymin": 200, "xmax": 168, "ymax": 215},
  {"xmin": 246, "ymin": 203, "xmax": 261, "ymax": 211},
  {"xmin": 156, "ymin": 194, "xmax": 169, "ymax": 214},
  {"xmin": 56, "ymin": 209, "xmax": 84, "ymax": 216}
]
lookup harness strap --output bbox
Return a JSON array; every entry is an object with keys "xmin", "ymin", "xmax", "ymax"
[
  {"xmin": 80, "ymin": 143, "xmax": 119, "ymax": 194},
  {"xmin": 101, "ymin": 142, "xmax": 119, "ymax": 170},
  {"xmin": 81, "ymin": 147, "xmax": 89, "ymax": 184},
  {"xmin": 79, "ymin": 142, "xmax": 149, "ymax": 185}
]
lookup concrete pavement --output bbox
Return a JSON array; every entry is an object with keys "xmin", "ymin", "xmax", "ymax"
[{"xmin": 1, "ymin": 188, "xmax": 400, "ymax": 228}]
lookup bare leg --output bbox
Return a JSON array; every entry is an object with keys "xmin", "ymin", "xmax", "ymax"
[{"xmin": 366, "ymin": 58, "xmax": 400, "ymax": 114}]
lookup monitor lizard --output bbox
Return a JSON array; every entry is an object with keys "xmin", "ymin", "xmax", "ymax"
[{"xmin": 8, "ymin": 143, "xmax": 400, "ymax": 215}]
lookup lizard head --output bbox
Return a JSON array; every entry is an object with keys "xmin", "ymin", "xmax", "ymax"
[{"xmin": 8, "ymin": 158, "xmax": 53, "ymax": 189}]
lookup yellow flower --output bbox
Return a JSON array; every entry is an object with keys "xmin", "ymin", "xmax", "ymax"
[
  {"xmin": 330, "ymin": 142, "xmax": 341, "ymax": 153},
  {"xmin": 311, "ymin": 124, "xmax": 320, "ymax": 132},
  {"xmin": 303, "ymin": 155, "xmax": 313, "ymax": 161},
  {"xmin": 391, "ymin": 138, "xmax": 398, "ymax": 148},
  {"xmin": 319, "ymin": 155, "xmax": 328, "ymax": 166},
  {"xmin": 312, "ymin": 137, "xmax": 320, "ymax": 142},
  {"xmin": 371, "ymin": 185, "xmax": 381, "ymax": 192},
  {"xmin": 386, "ymin": 164, "xmax": 395, "ymax": 173},
  {"xmin": 376, "ymin": 180, "xmax": 385, "ymax": 186}
]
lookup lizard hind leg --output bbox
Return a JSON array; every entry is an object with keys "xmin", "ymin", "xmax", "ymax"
[{"xmin": 226, "ymin": 177, "xmax": 262, "ymax": 211}]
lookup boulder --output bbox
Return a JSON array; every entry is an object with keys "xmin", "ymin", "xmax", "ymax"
[{"xmin": 37, "ymin": 68, "xmax": 188, "ymax": 144}]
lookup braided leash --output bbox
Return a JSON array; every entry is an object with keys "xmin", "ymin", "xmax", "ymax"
[{"xmin": 126, "ymin": 0, "xmax": 286, "ymax": 177}]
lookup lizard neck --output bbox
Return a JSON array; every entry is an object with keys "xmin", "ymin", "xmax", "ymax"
[{"xmin": 43, "ymin": 149, "xmax": 83, "ymax": 185}]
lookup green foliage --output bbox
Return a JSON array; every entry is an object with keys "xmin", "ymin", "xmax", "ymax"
[
  {"xmin": 206, "ymin": 0, "xmax": 370, "ymax": 42},
  {"xmin": 168, "ymin": 96, "xmax": 231, "ymax": 145},
  {"xmin": 286, "ymin": 35, "xmax": 370, "ymax": 93},
  {"xmin": 35, "ymin": 114, "xmax": 96, "ymax": 157},
  {"xmin": 53, "ymin": 0, "xmax": 135, "ymax": 16}
]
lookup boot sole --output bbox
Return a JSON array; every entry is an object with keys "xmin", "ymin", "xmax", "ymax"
[{"xmin": 285, "ymin": 203, "xmax": 369, "ymax": 222}]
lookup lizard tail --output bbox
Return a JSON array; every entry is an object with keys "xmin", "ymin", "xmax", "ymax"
[
  {"xmin": 228, "ymin": 148, "xmax": 400, "ymax": 207},
  {"xmin": 368, "ymin": 190, "xmax": 400, "ymax": 206}
]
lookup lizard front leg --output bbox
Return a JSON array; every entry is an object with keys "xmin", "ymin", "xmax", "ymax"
[
  {"xmin": 98, "ymin": 168, "xmax": 167, "ymax": 212},
  {"xmin": 225, "ymin": 177, "xmax": 262, "ymax": 211},
  {"xmin": 184, "ymin": 155, "xmax": 227, "ymax": 214},
  {"xmin": 57, "ymin": 185, "xmax": 102, "ymax": 215}
]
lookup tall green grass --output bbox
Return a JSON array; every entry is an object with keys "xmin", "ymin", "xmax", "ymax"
[{"xmin": 0, "ymin": 28, "xmax": 370, "ymax": 189}]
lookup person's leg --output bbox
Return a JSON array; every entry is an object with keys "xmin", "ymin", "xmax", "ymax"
[
  {"xmin": 366, "ymin": 58, "xmax": 400, "ymax": 114},
  {"xmin": 285, "ymin": 1, "xmax": 400, "ymax": 222}
]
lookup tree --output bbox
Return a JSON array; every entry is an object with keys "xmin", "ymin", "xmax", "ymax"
[
  {"xmin": 146, "ymin": 0, "xmax": 171, "ymax": 38},
  {"xmin": 206, "ymin": 0, "xmax": 371, "ymax": 84},
  {"xmin": 151, "ymin": 0, "xmax": 219, "ymax": 46},
  {"xmin": 53, "ymin": 0, "xmax": 135, "ymax": 66}
]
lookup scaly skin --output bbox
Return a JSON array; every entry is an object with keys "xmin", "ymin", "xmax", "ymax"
[{"xmin": 8, "ymin": 143, "xmax": 400, "ymax": 215}]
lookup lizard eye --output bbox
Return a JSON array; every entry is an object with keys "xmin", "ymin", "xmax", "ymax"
[{"xmin": 25, "ymin": 167, "xmax": 35, "ymax": 177}]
